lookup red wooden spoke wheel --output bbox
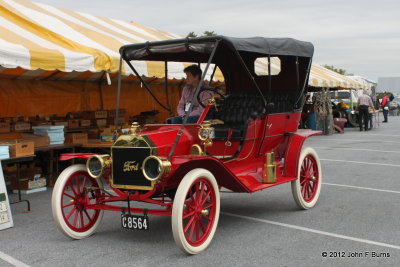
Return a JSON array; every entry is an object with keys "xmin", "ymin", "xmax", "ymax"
[
  {"xmin": 291, "ymin": 147, "xmax": 322, "ymax": 209},
  {"xmin": 52, "ymin": 164, "xmax": 104, "ymax": 239},
  {"xmin": 172, "ymin": 168, "xmax": 220, "ymax": 254},
  {"xmin": 300, "ymin": 155, "xmax": 319, "ymax": 202}
]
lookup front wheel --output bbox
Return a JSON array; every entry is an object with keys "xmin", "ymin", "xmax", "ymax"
[
  {"xmin": 51, "ymin": 164, "xmax": 104, "ymax": 239},
  {"xmin": 291, "ymin": 147, "xmax": 322, "ymax": 209},
  {"xmin": 172, "ymin": 168, "xmax": 220, "ymax": 254}
]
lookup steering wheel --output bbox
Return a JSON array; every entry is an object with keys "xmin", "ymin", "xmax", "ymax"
[{"xmin": 197, "ymin": 86, "xmax": 226, "ymax": 108}]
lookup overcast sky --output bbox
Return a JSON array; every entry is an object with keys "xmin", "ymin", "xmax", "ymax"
[{"xmin": 34, "ymin": 0, "xmax": 400, "ymax": 82}]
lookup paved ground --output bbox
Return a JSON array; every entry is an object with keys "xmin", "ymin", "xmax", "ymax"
[{"xmin": 1, "ymin": 115, "xmax": 400, "ymax": 266}]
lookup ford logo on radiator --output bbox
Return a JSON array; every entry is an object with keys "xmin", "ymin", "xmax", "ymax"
[{"xmin": 123, "ymin": 161, "xmax": 140, "ymax": 172}]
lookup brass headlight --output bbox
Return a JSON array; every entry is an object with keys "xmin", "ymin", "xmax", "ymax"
[
  {"xmin": 142, "ymin": 156, "xmax": 171, "ymax": 182},
  {"xmin": 86, "ymin": 155, "xmax": 111, "ymax": 179}
]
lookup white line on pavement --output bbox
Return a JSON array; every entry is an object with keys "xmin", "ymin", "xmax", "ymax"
[
  {"xmin": 323, "ymin": 182, "xmax": 400, "ymax": 194},
  {"xmin": 221, "ymin": 212, "xmax": 400, "ymax": 250},
  {"xmin": 320, "ymin": 158, "xmax": 400, "ymax": 167},
  {"xmin": 344, "ymin": 133, "xmax": 400, "ymax": 137},
  {"xmin": 314, "ymin": 146, "xmax": 400, "ymax": 154},
  {"xmin": 316, "ymin": 138, "xmax": 400, "ymax": 144},
  {"xmin": 0, "ymin": 251, "xmax": 30, "ymax": 267}
]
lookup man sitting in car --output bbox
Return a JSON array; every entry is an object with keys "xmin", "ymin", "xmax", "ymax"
[{"xmin": 168, "ymin": 64, "xmax": 212, "ymax": 124}]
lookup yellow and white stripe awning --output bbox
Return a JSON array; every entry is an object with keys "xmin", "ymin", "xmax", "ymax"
[
  {"xmin": 309, "ymin": 63, "xmax": 370, "ymax": 90},
  {"xmin": 0, "ymin": 0, "xmax": 188, "ymax": 76}
]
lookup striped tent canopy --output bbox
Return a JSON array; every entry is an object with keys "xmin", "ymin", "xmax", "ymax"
[
  {"xmin": 0, "ymin": 0, "xmax": 218, "ymax": 81},
  {"xmin": 309, "ymin": 63, "xmax": 371, "ymax": 90},
  {"xmin": 0, "ymin": 0, "xmax": 368, "ymax": 89}
]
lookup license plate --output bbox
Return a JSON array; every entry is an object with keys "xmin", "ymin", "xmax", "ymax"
[{"xmin": 121, "ymin": 214, "xmax": 149, "ymax": 230}]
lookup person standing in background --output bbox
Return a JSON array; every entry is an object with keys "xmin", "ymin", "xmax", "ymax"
[
  {"xmin": 357, "ymin": 89, "xmax": 375, "ymax": 131},
  {"xmin": 381, "ymin": 92, "xmax": 389, "ymax": 123},
  {"xmin": 368, "ymin": 92, "xmax": 375, "ymax": 129}
]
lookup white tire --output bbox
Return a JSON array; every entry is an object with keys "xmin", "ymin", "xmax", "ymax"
[
  {"xmin": 291, "ymin": 147, "xmax": 322, "ymax": 209},
  {"xmin": 172, "ymin": 168, "xmax": 220, "ymax": 254},
  {"xmin": 51, "ymin": 164, "xmax": 104, "ymax": 239}
]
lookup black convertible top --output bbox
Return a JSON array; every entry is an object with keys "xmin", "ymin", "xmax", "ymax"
[{"xmin": 120, "ymin": 35, "xmax": 314, "ymax": 61}]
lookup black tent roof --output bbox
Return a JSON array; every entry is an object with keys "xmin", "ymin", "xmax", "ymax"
[{"xmin": 120, "ymin": 35, "xmax": 314, "ymax": 61}]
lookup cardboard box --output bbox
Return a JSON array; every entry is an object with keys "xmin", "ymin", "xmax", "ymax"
[
  {"xmin": 20, "ymin": 133, "xmax": 50, "ymax": 148},
  {"xmin": 108, "ymin": 109, "xmax": 126, "ymax": 118},
  {"xmin": 87, "ymin": 129, "xmax": 99, "ymax": 139},
  {"xmin": 107, "ymin": 117, "xmax": 125, "ymax": 125},
  {"xmin": 95, "ymin": 110, "xmax": 108, "ymax": 119},
  {"xmin": 68, "ymin": 119, "xmax": 80, "ymax": 129},
  {"xmin": 66, "ymin": 133, "xmax": 88, "ymax": 144},
  {"xmin": 14, "ymin": 122, "xmax": 31, "ymax": 132},
  {"xmin": 53, "ymin": 121, "xmax": 68, "ymax": 127},
  {"xmin": 100, "ymin": 135, "xmax": 115, "ymax": 142},
  {"xmin": 0, "ymin": 140, "xmax": 34, "ymax": 157},
  {"xmin": 80, "ymin": 119, "xmax": 91, "ymax": 127},
  {"xmin": 96, "ymin": 119, "xmax": 107, "ymax": 127},
  {"xmin": 11, "ymin": 177, "xmax": 46, "ymax": 190},
  {"xmin": 100, "ymin": 128, "xmax": 114, "ymax": 142},
  {"xmin": 0, "ymin": 122, "xmax": 10, "ymax": 133}
]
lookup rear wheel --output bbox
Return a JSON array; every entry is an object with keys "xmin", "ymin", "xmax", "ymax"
[
  {"xmin": 172, "ymin": 168, "xmax": 220, "ymax": 254},
  {"xmin": 51, "ymin": 164, "xmax": 104, "ymax": 239},
  {"xmin": 291, "ymin": 147, "xmax": 322, "ymax": 209},
  {"xmin": 347, "ymin": 111, "xmax": 359, "ymax": 127}
]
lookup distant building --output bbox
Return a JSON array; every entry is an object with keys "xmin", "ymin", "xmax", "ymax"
[{"xmin": 377, "ymin": 77, "xmax": 400, "ymax": 95}]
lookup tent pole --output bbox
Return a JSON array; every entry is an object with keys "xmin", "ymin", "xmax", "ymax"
[
  {"xmin": 350, "ymin": 88, "xmax": 353, "ymax": 110},
  {"xmin": 115, "ymin": 57, "xmax": 123, "ymax": 126},
  {"xmin": 165, "ymin": 61, "xmax": 172, "ymax": 116},
  {"xmin": 99, "ymin": 71, "xmax": 106, "ymax": 110},
  {"xmin": 124, "ymin": 59, "xmax": 171, "ymax": 112}
]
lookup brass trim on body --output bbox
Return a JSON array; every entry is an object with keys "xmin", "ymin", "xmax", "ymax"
[
  {"xmin": 110, "ymin": 134, "xmax": 158, "ymax": 190},
  {"xmin": 198, "ymin": 120, "xmax": 212, "ymax": 141},
  {"xmin": 198, "ymin": 120, "xmax": 214, "ymax": 153},
  {"xmin": 109, "ymin": 182, "xmax": 156, "ymax": 191},
  {"xmin": 191, "ymin": 144, "xmax": 204, "ymax": 155},
  {"xmin": 113, "ymin": 134, "xmax": 156, "ymax": 150},
  {"xmin": 263, "ymin": 152, "xmax": 277, "ymax": 183},
  {"xmin": 129, "ymin": 121, "xmax": 141, "ymax": 135}
]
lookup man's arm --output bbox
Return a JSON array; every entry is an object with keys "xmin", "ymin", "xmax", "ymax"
[
  {"xmin": 177, "ymin": 87, "xmax": 187, "ymax": 116},
  {"xmin": 199, "ymin": 90, "xmax": 213, "ymax": 105}
]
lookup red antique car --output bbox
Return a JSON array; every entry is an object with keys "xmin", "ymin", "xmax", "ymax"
[{"xmin": 51, "ymin": 36, "xmax": 322, "ymax": 254}]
